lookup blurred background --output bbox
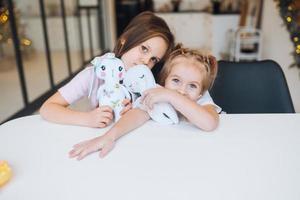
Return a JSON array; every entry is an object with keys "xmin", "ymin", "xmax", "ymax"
[{"xmin": 0, "ymin": 0, "xmax": 299, "ymax": 123}]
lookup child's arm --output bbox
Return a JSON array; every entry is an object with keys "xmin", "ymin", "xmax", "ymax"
[
  {"xmin": 69, "ymin": 108, "xmax": 150, "ymax": 160},
  {"xmin": 40, "ymin": 92, "xmax": 114, "ymax": 128},
  {"xmin": 141, "ymin": 88, "xmax": 219, "ymax": 131}
]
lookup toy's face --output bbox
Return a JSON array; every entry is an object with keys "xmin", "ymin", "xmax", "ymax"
[
  {"xmin": 95, "ymin": 58, "xmax": 125, "ymax": 83},
  {"xmin": 123, "ymin": 65, "xmax": 156, "ymax": 93}
]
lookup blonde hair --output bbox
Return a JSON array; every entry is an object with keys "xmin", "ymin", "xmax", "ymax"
[{"xmin": 159, "ymin": 45, "xmax": 218, "ymax": 94}]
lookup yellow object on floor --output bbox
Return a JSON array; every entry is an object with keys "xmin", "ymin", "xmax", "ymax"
[{"xmin": 0, "ymin": 160, "xmax": 12, "ymax": 187}]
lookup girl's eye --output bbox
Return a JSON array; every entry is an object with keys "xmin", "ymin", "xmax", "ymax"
[
  {"xmin": 150, "ymin": 57, "xmax": 159, "ymax": 64},
  {"xmin": 101, "ymin": 65, "xmax": 105, "ymax": 70},
  {"xmin": 141, "ymin": 45, "xmax": 148, "ymax": 53},
  {"xmin": 189, "ymin": 84, "xmax": 197, "ymax": 89},
  {"xmin": 118, "ymin": 66, "xmax": 123, "ymax": 71},
  {"xmin": 172, "ymin": 78, "xmax": 179, "ymax": 83}
]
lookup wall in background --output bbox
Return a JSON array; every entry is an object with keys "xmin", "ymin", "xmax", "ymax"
[
  {"xmin": 158, "ymin": 13, "xmax": 239, "ymax": 60},
  {"xmin": 261, "ymin": 0, "xmax": 300, "ymax": 112}
]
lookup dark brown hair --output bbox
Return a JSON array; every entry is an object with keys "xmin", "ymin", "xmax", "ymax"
[
  {"xmin": 113, "ymin": 11, "xmax": 174, "ymax": 62},
  {"xmin": 159, "ymin": 44, "xmax": 218, "ymax": 93}
]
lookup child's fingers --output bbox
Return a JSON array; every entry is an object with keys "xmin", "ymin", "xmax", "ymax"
[
  {"xmin": 99, "ymin": 143, "xmax": 115, "ymax": 158},
  {"xmin": 73, "ymin": 140, "xmax": 89, "ymax": 148},
  {"xmin": 141, "ymin": 89, "xmax": 153, "ymax": 103},
  {"xmin": 122, "ymin": 98, "xmax": 131, "ymax": 105},
  {"xmin": 68, "ymin": 149, "xmax": 77, "ymax": 157},
  {"xmin": 101, "ymin": 111, "xmax": 114, "ymax": 120},
  {"xmin": 98, "ymin": 122, "xmax": 107, "ymax": 128},
  {"xmin": 77, "ymin": 149, "xmax": 90, "ymax": 160},
  {"xmin": 77, "ymin": 150, "xmax": 89, "ymax": 160},
  {"xmin": 142, "ymin": 89, "xmax": 151, "ymax": 96},
  {"xmin": 99, "ymin": 106, "xmax": 113, "ymax": 113},
  {"xmin": 140, "ymin": 95, "xmax": 146, "ymax": 105},
  {"xmin": 120, "ymin": 104, "xmax": 132, "ymax": 116},
  {"xmin": 149, "ymin": 99, "xmax": 154, "ymax": 110},
  {"xmin": 100, "ymin": 117, "xmax": 112, "ymax": 125},
  {"xmin": 142, "ymin": 95, "xmax": 153, "ymax": 110},
  {"xmin": 140, "ymin": 92, "xmax": 148, "ymax": 102},
  {"xmin": 77, "ymin": 147, "xmax": 97, "ymax": 160},
  {"xmin": 70, "ymin": 142, "xmax": 95, "ymax": 158},
  {"xmin": 69, "ymin": 147, "xmax": 82, "ymax": 158}
]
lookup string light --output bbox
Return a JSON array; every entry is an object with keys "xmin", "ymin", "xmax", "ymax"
[
  {"xmin": 275, "ymin": 0, "xmax": 300, "ymax": 69},
  {"xmin": 21, "ymin": 39, "xmax": 31, "ymax": 46},
  {"xmin": 0, "ymin": 13, "xmax": 8, "ymax": 24}
]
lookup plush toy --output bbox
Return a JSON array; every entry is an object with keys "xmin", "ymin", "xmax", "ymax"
[
  {"xmin": 0, "ymin": 161, "xmax": 12, "ymax": 187},
  {"xmin": 90, "ymin": 53, "xmax": 131, "ymax": 122},
  {"xmin": 123, "ymin": 64, "xmax": 179, "ymax": 125}
]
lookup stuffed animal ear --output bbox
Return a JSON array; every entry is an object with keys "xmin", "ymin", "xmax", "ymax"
[
  {"xmin": 106, "ymin": 53, "xmax": 116, "ymax": 59},
  {"xmin": 91, "ymin": 57, "xmax": 101, "ymax": 67},
  {"xmin": 91, "ymin": 53, "xmax": 115, "ymax": 67}
]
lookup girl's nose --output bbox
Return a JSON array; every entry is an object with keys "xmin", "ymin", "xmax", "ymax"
[
  {"xmin": 177, "ymin": 87, "xmax": 186, "ymax": 96},
  {"xmin": 140, "ymin": 56, "xmax": 150, "ymax": 66}
]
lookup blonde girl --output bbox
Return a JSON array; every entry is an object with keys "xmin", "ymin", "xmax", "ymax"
[{"xmin": 142, "ymin": 46, "xmax": 220, "ymax": 130}]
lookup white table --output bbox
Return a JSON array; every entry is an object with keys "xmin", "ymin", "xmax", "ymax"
[{"xmin": 1, "ymin": 114, "xmax": 300, "ymax": 200}]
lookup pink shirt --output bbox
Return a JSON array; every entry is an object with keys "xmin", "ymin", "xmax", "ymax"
[{"xmin": 58, "ymin": 66, "xmax": 104, "ymax": 108}]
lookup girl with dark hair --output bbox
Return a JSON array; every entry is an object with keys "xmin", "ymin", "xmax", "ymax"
[{"xmin": 40, "ymin": 11, "xmax": 174, "ymax": 128}]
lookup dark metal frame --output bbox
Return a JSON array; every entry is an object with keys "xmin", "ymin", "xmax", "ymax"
[
  {"xmin": 1, "ymin": 0, "xmax": 105, "ymax": 124},
  {"xmin": 77, "ymin": 2, "xmax": 105, "ymax": 59}
]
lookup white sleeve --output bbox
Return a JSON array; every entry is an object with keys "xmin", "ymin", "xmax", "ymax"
[{"xmin": 197, "ymin": 91, "xmax": 222, "ymax": 113}]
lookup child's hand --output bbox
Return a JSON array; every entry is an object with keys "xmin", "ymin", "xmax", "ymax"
[
  {"xmin": 69, "ymin": 135, "xmax": 115, "ymax": 160},
  {"xmin": 120, "ymin": 98, "xmax": 132, "ymax": 116},
  {"xmin": 141, "ymin": 88, "xmax": 174, "ymax": 110},
  {"xmin": 86, "ymin": 106, "xmax": 113, "ymax": 128}
]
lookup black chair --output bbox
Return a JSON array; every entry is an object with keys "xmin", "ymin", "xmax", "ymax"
[{"xmin": 210, "ymin": 60, "xmax": 295, "ymax": 113}]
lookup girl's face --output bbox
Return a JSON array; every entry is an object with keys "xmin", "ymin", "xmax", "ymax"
[
  {"xmin": 121, "ymin": 37, "xmax": 168, "ymax": 70},
  {"xmin": 165, "ymin": 57, "xmax": 204, "ymax": 101}
]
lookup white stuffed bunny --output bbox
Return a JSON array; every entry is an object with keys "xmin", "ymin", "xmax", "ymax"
[
  {"xmin": 123, "ymin": 64, "xmax": 179, "ymax": 125},
  {"xmin": 91, "ymin": 53, "xmax": 131, "ymax": 122}
]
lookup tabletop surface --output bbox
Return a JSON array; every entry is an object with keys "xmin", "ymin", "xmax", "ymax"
[{"xmin": 0, "ymin": 114, "xmax": 300, "ymax": 200}]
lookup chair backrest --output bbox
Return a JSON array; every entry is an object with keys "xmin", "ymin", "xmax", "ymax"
[{"xmin": 210, "ymin": 60, "xmax": 295, "ymax": 113}]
